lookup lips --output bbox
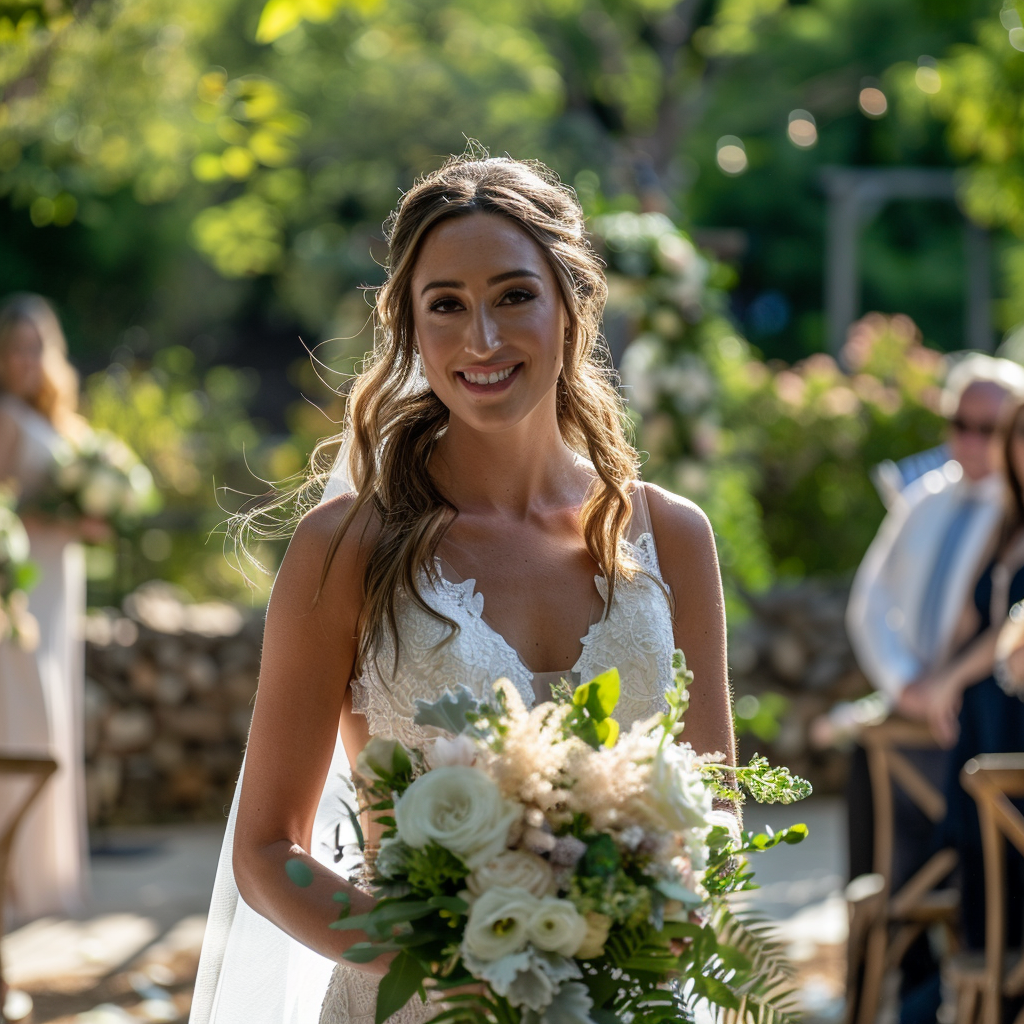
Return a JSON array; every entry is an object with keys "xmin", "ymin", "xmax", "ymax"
[{"xmin": 456, "ymin": 362, "xmax": 523, "ymax": 393}]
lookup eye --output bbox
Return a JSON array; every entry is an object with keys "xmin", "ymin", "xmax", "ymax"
[
  {"xmin": 498, "ymin": 287, "xmax": 536, "ymax": 305},
  {"xmin": 428, "ymin": 296, "xmax": 464, "ymax": 313}
]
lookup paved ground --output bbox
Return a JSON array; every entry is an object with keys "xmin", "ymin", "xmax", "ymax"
[{"xmin": 3, "ymin": 799, "xmax": 848, "ymax": 1023}]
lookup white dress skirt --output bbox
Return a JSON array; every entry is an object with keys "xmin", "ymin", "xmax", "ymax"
[{"xmin": 0, "ymin": 394, "xmax": 88, "ymax": 922}]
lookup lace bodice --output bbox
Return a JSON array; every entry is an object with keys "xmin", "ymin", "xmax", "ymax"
[{"xmin": 350, "ymin": 531, "xmax": 676, "ymax": 747}]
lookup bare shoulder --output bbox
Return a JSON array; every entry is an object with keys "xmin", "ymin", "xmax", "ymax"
[
  {"xmin": 272, "ymin": 494, "xmax": 377, "ymax": 623},
  {"xmin": 639, "ymin": 482, "xmax": 718, "ymax": 574}
]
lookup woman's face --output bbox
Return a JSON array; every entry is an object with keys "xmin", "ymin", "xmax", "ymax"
[
  {"xmin": 409, "ymin": 211, "xmax": 568, "ymax": 436},
  {"xmin": 1011, "ymin": 414, "xmax": 1024, "ymax": 487},
  {"xmin": 0, "ymin": 320, "xmax": 44, "ymax": 400}
]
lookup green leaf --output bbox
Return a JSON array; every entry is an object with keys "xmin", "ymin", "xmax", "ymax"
[
  {"xmin": 255, "ymin": 0, "xmax": 303, "ymax": 45},
  {"xmin": 284, "ymin": 857, "xmax": 314, "ymax": 888},
  {"xmin": 339, "ymin": 941, "xmax": 400, "ymax": 961},
  {"xmin": 340, "ymin": 799, "xmax": 364, "ymax": 852},
  {"xmin": 574, "ymin": 667, "xmax": 620, "ymax": 720},
  {"xmin": 428, "ymin": 895, "xmax": 469, "ymax": 914},
  {"xmin": 375, "ymin": 950, "xmax": 428, "ymax": 1024},
  {"xmin": 698, "ymin": 975, "xmax": 741, "ymax": 1010},
  {"xmin": 655, "ymin": 879, "xmax": 703, "ymax": 907},
  {"xmin": 595, "ymin": 715, "xmax": 620, "ymax": 748},
  {"xmin": 340, "ymin": 899, "xmax": 436, "ymax": 941},
  {"xmin": 413, "ymin": 686, "xmax": 481, "ymax": 734}
]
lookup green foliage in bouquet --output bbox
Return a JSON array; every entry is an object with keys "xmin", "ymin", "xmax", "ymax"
[
  {"xmin": 0, "ymin": 496, "xmax": 38, "ymax": 646},
  {"xmin": 309, "ymin": 653, "xmax": 811, "ymax": 1024}
]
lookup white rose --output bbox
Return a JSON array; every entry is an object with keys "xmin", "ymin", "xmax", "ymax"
[
  {"xmin": 425, "ymin": 733, "xmax": 478, "ymax": 770},
  {"xmin": 462, "ymin": 886, "xmax": 538, "ymax": 961},
  {"xmin": 641, "ymin": 742, "xmax": 713, "ymax": 834},
  {"xmin": 576, "ymin": 911, "xmax": 611, "ymax": 959},
  {"xmin": 467, "ymin": 850, "xmax": 555, "ymax": 899},
  {"xmin": 394, "ymin": 765, "xmax": 520, "ymax": 868},
  {"xmin": 354, "ymin": 736, "xmax": 405, "ymax": 783},
  {"xmin": 526, "ymin": 897, "xmax": 588, "ymax": 957}
]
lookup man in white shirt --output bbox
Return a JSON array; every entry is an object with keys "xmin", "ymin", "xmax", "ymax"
[{"xmin": 847, "ymin": 354, "xmax": 1024, "ymax": 714}]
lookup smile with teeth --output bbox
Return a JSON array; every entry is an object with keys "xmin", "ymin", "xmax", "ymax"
[{"xmin": 459, "ymin": 364, "xmax": 518, "ymax": 385}]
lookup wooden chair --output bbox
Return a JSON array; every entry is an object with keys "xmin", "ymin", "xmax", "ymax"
[
  {"xmin": 945, "ymin": 754, "xmax": 1024, "ymax": 1024},
  {"xmin": 845, "ymin": 718, "xmax": 960, "ymax": 1024},
  {"xmin": 0, "ymin": 753, "xmax": 58, "ymax": 1022}
]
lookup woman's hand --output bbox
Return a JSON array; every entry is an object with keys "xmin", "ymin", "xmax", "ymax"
[{"xmin": 924, "ymin": 672, "xmax": 963, "ymax": 749}]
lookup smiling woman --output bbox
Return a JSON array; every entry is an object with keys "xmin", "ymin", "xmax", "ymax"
[{"xmin": 191, "ymin": 154, "xmax": 732, "ymax": 1024}]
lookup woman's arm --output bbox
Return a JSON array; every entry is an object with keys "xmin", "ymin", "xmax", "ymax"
[
  {"xmin": 232, "ymin": 496, "xmax": 389, "ymax": 970},
  {"xmin": 920, "ymin": 627, "xmax": 1000, "ymax": 747},
  {"xmin": 644, "ymin": 484, "xmax": 734, "ymax": 764},
  {"xmin": 0, "ymin": 410, "xmax": 20, "ymax": 485}
]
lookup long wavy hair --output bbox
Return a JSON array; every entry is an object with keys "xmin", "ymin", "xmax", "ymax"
[
  {"xmin": 0, "ymin": 294, "xmax": 81, "ymax": 435},
  {"xmin": 245, "ymin": 155, "xmax": 641, "ymax": 675}
]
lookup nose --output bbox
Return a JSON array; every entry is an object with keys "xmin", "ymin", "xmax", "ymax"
[{"xmin": 464, "ymin": 306, "xmax": 501, "ymax": 356}]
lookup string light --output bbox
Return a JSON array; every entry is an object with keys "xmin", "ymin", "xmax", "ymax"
[
  {"xmin": 858, "ymin": 87, "xmax": 887, "ymax": 117},
  {"xmin": 715, "ymin": 136, "xmax": 747, "ymax": 175},
  {"xmin": 787, "ymin": 110, "xmax": 817, "ymax": 148}
]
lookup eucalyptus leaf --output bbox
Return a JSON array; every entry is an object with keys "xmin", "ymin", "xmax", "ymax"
[{"xmin": 413, "ymin": 686, "xmax": 481, "ymax": 734}]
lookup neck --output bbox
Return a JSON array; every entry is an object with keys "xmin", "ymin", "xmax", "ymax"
[{"xmin": 431, "ymin": 398, "xmax": 582, "ymax": 516}]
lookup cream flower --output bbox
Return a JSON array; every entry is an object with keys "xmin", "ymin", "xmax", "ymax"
[
  {"xmin": 526, "ymin": 897, "xmax": 588, "ymax": 957},
  {"xmin": 467, "ymin": 850, "xmax": 555, "ymax": 899},
  {"xmin": 462, "ymin": 886, "xmax": 538, "ymax": 961},
  {"xmin": 425, "ymin": 734, "xmax": 478, "ymax": 770},
  {"xmin": 394, "ymin": 765, "xmax": 520, "ymax": 868},
  {"xmin": 576, "ymin": 911, "xmax": 611, "ymax": 959},
  {"xmin": 640, "ymin": 741, "xmax": 713, "ymax": 834}
]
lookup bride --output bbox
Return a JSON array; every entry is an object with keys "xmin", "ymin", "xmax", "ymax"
[{"xmin": 189, "ymin": 154, "xmax": 734, "ymax": 1024}]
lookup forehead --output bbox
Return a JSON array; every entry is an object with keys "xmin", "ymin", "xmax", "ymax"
[
  {"xmin": 5, "ymin": 320, "xmax": 43, "ymax": 348},
  {"xmin": 411, "ymin": 211, "xmax": 553, "ymax": 282},
  {"xmin": 957, "ymin": 381, "xmax": 1008, "ymax": 417}
]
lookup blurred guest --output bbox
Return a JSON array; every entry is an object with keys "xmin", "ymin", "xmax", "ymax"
[
  {"xmin": 841, "ymin": 355, "xmax": 1024, "ymax": 1023},
  {"xmin": 847, "ymin": 355, "xmax": 1024, "ymax": 712},
  {"xmin": 916, "ymin": 397, "xmax": 1024, "ymax": 952},
  {"xmin": 0, "ymin": 294, "xmax": 88, "ymax": 921}
]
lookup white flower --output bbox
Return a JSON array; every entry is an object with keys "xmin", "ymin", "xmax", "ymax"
[
  {"xmin": 394, "ymin": 765, "xmax": 520, "ymax": 868},
  {"xmin": 462, "ymin": 886, "xmax": 538, "ymax": 961},
  {"xmin": 640, "ymin": 742, "xmax": 713, "ymax": 834},
  {"xmin": 575, "ymin": 911, "xmax": 611, "ymax": 959},
  {"xmin": 354, "ymin": 737, "xmax": 404, "ymax": 783},
  {"xmin": 425, "ymin": 733, "xmax": 478, "ymax": 770},
  {"xmin": 467, "ymin": 850, "xmax": 555, "ymax": 899},
  {"xmin": 526, "ymin": 897, "xmax": 587, "ymax": 957},
  {"xmin": 80, "ymin": 468, "xmax": 125, "ymax": 518}
]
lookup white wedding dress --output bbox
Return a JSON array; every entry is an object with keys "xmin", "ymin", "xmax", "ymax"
[
  {"xmin": 0, "ymin": 394, "xmax": 88, "ymax": 921},
  {"xmin": 190, "ymin": 486, "xmax": 677, "ymax": 1024}
]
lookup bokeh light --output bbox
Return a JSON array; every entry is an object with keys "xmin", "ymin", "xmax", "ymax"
[
  {"xmin": 915, "ymin": 57, "xmax": 941, "ymax": 94},
  {"xmin": 716, "ymin": 136, "xmax": 747, "ymax": 175},
  {"xmin": 858, "ymin": 87, "xmax": 887, "ymax": 117},
  {"xmin": 787, "ymin": 110, "xmax": 817, "ymax": 148}
]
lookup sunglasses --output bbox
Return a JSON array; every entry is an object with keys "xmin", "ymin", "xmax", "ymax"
[{"xmin": 949, "ymin": 418, "xmax": 999, "ymax": 438}]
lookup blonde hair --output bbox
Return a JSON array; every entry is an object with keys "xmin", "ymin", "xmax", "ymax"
[
  {"xmin": 0, "ymin": 294, "xmax": 81, "ymax": 436},
  {"xmin": 246, "ymin": 155, "xmax": 641, "ymax": 675}
]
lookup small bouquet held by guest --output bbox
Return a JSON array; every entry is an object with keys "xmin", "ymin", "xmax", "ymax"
[
  {"xmin": 25, "ymin": 429, "xmax": 158, "ymax": 539},
  {"xmin": 0, "ymin": 498, "xmax": 38, "ymax": 647},
  {"xmin": 300, "ymin": 653, "xmax": 811, "ymax": 1024}
]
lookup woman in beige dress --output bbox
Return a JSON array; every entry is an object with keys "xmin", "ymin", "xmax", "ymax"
[{"xmin": 0, "ymin": 294, "xmax": 89, "ymax": 922}]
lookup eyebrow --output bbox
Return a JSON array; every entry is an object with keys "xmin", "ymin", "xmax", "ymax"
[{"xmin": 419, "ymin": 269, "xmax": 541, "ymax": 296}]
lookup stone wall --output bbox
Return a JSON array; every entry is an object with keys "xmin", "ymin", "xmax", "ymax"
[{"xmin": 84, "ymin": 582, "xmax": 261, "ymax": 825}]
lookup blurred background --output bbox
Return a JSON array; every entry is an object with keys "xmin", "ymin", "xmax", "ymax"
[{"xmin": 2, "ymin": 0, "xmax": 1024, "ymax": 1020}]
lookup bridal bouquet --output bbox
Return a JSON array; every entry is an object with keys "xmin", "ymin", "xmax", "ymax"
[
  {"xmin": 28, "ymin": 430, "xmax": 158, "ymax": 533},
  {"xmin": 0, "ymin": 498, "xmax": 38, "ymax": 646},
  {"xmin": 313, "ymin": 654, "xmax": 811, "ymax": 1024}
]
